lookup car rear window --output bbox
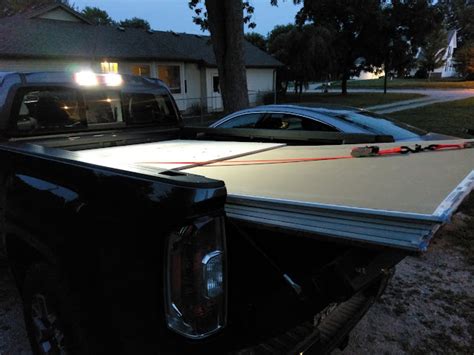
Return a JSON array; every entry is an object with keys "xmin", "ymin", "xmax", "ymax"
[{"xmin": 324, "ymin": 110, "xmax": 427, "ymax": 140}]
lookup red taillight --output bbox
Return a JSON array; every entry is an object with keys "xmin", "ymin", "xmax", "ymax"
[{"xmin": 165, "ymin": 217, "xmax": 226, "ymax": 339}]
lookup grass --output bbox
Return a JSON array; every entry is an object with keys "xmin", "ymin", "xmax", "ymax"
[
  {"xmin": 331, "ymin": 78, "xmax": 474, "ymax": 90},
  {"xmin": 387, "ymin": 97, "xmax": 474, "ymax": 138},
  {"xmin": 182, "ymin": 93, "xmax": 425, "ymax": 126},
  {"xmin": 277, "ymin": 92, "xmax": 425, "ymax": 108}
]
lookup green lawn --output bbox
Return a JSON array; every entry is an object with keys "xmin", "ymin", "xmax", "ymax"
[
  {"xmin": 278, "ymin": 92, "xmax": 425, "ymax": 108},
  {"xmin": 331, "ymin": 78, "xmax": 474, "ymax": 90},
  {"xmin": 387, "ymin": 97, "xmax": 474, "ymax": 138}
]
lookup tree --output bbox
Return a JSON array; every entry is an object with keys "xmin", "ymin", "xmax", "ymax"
[
  {"xmin": 81, "ymin": 6, "xmax": 114, "ymax": 26},
  {"xmin": 244, "ymin": 32, "xmax": 267, "ymax": 51},
  {"xmin": 418, "ymin": 28, "xmax": 448, "ymax": 79},
  {"xmin": 119, "ymin": 17, "xmax": 151, "ymax": 30},
  {"xmin": 268, "ymin": 24, "xmax": 333, "ymax": 96},
  {"xmin": 294, "ymin": 0, "xmax": 384, "ymax": 95},
  {"xmin": 439, "ymin": 0, "xmax": 474, "ymax": 45},
  {"xmin": 189, "ymin": 0, "xmax": 257, "ymax": 113},
  {"xmin": 1, "ymin": 0, "xmax": 74, "ymax": 17},
  {"xmin": 454, "ymin": 41, "xmax": 474, "ymax": 78},
  {"xmin": 376, "ymin": 0, "xmax": 443, "ymax": 93}
]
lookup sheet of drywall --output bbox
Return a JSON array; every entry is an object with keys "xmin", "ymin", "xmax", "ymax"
[
  {"xmin": 78, "ymin": 140, "xmax": 285, "ymax": 170},
  {"xmin": 185, "ymin": 140, "xmax": 474, "ymax": 216}
]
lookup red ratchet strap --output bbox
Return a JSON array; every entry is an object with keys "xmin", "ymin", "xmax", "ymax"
[
  {"xmin": 351, "ymin": 141, "xmax": 474, "ymax": 158},
  {"xmin": 138, "ymin": 141, "xmax": 474, "ymax": 167}
]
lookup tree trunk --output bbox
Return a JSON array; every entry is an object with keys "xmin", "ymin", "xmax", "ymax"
[
  {"xmin": 205, "ymin": 0, "xmax": 249, "ymax": 114},
  {"xmin": 341, "ymin": 71, "xmax": 349, "ymax": 95},
  {"xmin": 384, "ymin": 60, "xmax": 388, "ymax": 95}
]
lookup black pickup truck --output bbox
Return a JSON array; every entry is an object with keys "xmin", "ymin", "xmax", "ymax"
[{"xmin": 0, "ymin": 71, "xmax": 410, "ymax": 354}]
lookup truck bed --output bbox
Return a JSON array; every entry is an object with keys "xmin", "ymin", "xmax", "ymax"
[{"xmin": 72, "ymin": 139, "xmax": 474, "ymax": 252}]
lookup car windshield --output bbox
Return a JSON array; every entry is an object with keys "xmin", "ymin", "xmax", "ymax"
[{"xmin": 320, "ymin": 109, "xmax": 427, "ymax": 140}]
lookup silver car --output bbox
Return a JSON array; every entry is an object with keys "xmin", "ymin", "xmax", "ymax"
[{"xmin": 210, "ymin": 104, "xmax": 453, "ymax": 142}]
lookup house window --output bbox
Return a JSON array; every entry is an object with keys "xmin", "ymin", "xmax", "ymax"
[
  {"xmin": 132, "ymin": 65, "xmax": 151, "ymax": 77},
  {"xmin": 213, "ymin": 76, "xmax": 220, "ymax": 93},
  {"xmin": 101, "ymin": 62, "xmax": 118, "ymax": 73},
  {"xmin": 157, "ymin": 65, "xmax": 181, "ymax": 94}
]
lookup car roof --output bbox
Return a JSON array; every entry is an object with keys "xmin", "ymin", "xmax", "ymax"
[
  {"xmin": 232, "ymin": 104, "xmax": 362, "ymax": 115},
  {"xmin": 215, "ymin": 104, "xmax": 371, "ymax": 133}
]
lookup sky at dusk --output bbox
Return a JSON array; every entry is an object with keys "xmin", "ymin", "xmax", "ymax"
[{"xmin": 72, "ymin": 0, "xmax": 302, "ymax": 36}]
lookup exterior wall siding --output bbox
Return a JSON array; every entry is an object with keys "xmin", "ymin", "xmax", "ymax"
[
  {"xmin": 246, "ymin": 68, "xmax": 274, "ymax": 105},
  {"xmin": 184, "ymin": 63, "xmax": 202, "ymax": 111},
  {"xmin": 37, "ymin": 9, "xmax": 83, "ymax": 22}
]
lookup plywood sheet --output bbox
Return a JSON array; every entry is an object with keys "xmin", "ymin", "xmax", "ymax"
[
  {"xmin": 78, "ymin": 140, "xmax": 285, "ymax": 171},
  {"xmin": 185, "ymin": 140, "xmax": 474, "ymax": 216}
]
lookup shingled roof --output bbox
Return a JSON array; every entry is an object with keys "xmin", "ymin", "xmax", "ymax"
[{"xmin": 0, "ymin": 5, "xmax": 281, "ymax": 68}]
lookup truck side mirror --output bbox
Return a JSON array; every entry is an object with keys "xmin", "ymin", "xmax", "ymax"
[{"xmin": 17, "ymin": 117, "xmax": 38, "ymax": 132}]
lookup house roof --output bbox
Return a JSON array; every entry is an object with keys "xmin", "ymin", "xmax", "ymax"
[{"xmin": 0, "ymin": 5, "xmax": 281, "ymax": 68}]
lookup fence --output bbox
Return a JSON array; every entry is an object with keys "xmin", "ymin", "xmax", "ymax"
[{"xmin": 175, "ymin": 91, "xmax": 275, "ymax": 127}]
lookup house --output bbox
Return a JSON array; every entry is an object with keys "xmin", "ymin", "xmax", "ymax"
[
  {"xmin": 411, "ymin": 29, "xmax": 459, "ymax": 78},
  {"xmin": 432, "ymin": 29, "xmax": 458, "ymax": 78},
  {"xmin": 0, "ymin": 4, "xmax": 281, "ymax": 112}
]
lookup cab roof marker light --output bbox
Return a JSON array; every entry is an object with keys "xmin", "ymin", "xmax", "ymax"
[
  {"xmin": 75, "ymin": 71, "xmax": 98, "ymax": 86},
  {"xmin": 104, "ymin": 73, "xmax": 123, "ymax": 87}
]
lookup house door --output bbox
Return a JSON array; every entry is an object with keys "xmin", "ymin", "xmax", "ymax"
[{"xmin": 207, "ymin": 70, "xmax": 223, "ymax": 112}]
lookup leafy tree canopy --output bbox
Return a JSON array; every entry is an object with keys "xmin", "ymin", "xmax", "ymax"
[
  {"xmin": 268, "ymin": 24, "xmax": 334, "ymax": 94},
  {"xmin": 439, "ymin": 0, "xmax": 474, "ymax": 45},
  {"xmin": 119, "ymin": 17, "xmax": 151, "ymax": 30},
  {"xmin": 81, "ymin": 6, "xmax": 114, "ymax": 26},
  {"xmin": 293, "ymin": 0, "xmax": 384, "ymax": 93},
  {"xmin": 418, "ymin": 27, "xmax": 448, "ymax": 77},
  {"xmin": 244, "ymin": 32, "xmax": 267, "ymax": 51},
  {"xmin": 189, "ymin": 0, "xmax": 257, "ymax": 31},
  {"xmin": 455, "ymin": 41, "xmax": 474, "ymax": 78}
]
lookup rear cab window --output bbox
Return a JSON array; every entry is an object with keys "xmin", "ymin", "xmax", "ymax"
[
  {"xmin": 122, "ymin": 92, "xmax": 177, "ymax": 126},
  {"xmin": 10, "ymin": 86, "xmax": 179, "ymax": 136},
  {"xmin": 15, "ymin": 88, "xmax": 86, "ymax": 133}
]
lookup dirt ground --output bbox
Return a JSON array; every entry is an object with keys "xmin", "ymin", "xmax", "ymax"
[
  {"xmin": 0, "ymin": 257, "xmax": 31, "ymax": 355},
  {"xmin": 0, "ymin": 207, "xmax": 473, "ymax": 355},
  {"xmin": 337, "ymin": 211, "xmax": 474, "ymax": 355}
]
